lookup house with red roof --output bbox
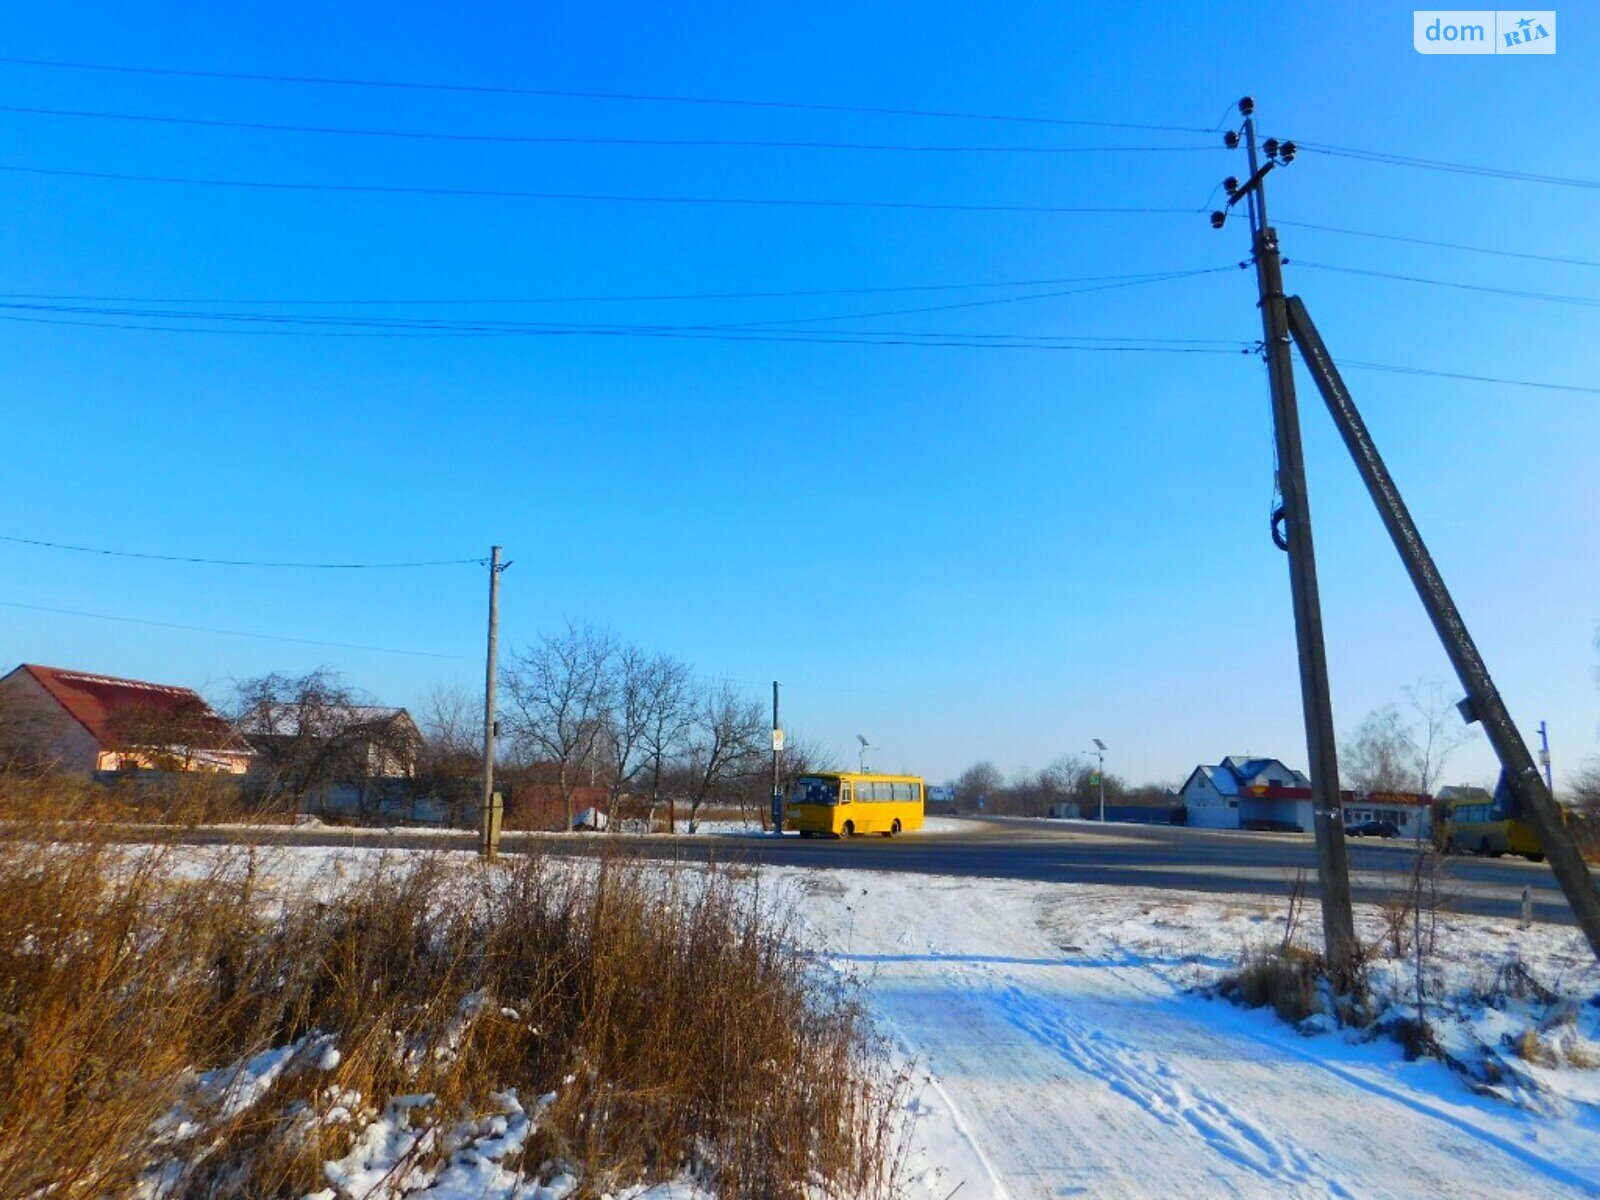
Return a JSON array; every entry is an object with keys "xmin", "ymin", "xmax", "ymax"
[{"xmin": 0, "ymin": 663, "xmax": 253, "ymax": 775}]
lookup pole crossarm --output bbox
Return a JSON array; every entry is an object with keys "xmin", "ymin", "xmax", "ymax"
[{"xmin": 1285, "ymin": 297, "xmax": 1600, "ymax": 961}]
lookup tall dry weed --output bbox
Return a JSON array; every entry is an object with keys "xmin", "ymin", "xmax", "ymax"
[{"xmin": 0, "ymin": 831, "xmax": 901, "ymax": 1199}]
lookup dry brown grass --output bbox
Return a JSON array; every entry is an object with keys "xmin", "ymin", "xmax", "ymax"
[
  {"xmin": 1218, "ymin": 944, "xmax": 1328, "ymax": 1024},
  {"xmin": 0, "ymin": 830, "xmax": 903, "ymax": 1199},
  {"xmin": 0, "ymin": 769, "xmax": 280, "ymax": 827},
  {"xmin": 1512, "ymin": 1027, "xmax": 1561, "ymax": 1069}
]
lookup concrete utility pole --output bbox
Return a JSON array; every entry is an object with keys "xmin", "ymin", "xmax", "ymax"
[
  {"xmin": 771, "ymin": 681, "xmax": 783, "ymax": 836},
  {"xmin": 1286, "ymin": 299, "xmax": 1600, "ymax": 964},
  {"xmin": 479, "ymin": 545, "xmax": 507, "ymax": 861},
  {"xmin": 1215, "ymin": 98, "xmax": 1358, "ymax": 974}
]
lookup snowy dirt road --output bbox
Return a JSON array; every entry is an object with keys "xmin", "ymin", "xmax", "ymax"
[{"xmin": 783, "ymin": 871, "xmax": 1600, "ymax": 1200}]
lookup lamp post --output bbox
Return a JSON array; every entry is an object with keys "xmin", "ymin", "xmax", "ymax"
[
  {"xmin": 856, "ymin": 734, "xmax": 872, "ymax": 773},
  {"xmin": 1092, "ymin": 738, "xmax": 1107, "ymax": 822}
]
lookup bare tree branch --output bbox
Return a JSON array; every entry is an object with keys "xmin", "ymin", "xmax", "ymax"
[{"xmin": 502, "ymin": 622, "xmax": 616, "ymax": 832}]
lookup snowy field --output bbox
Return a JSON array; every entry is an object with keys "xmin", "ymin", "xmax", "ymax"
[{"xmin": 150, "ymin": 846, "xmax": 1600, "ymax": 1198}]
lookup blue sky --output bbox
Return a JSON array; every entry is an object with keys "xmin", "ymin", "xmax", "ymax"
[{"xmin": 2, "ymin": 3, "xmax": 1597, "ymax": 789}]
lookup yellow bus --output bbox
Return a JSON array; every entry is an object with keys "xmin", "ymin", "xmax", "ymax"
[
  {"xmin": 787, "ymin": 772, "xmax": 925, "ymax": 838},
  {"xmin": 1441, "ymin": 793, "xmax": 1545, "ymax": 862}
]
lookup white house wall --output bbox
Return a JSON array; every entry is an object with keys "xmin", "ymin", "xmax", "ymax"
[{"xmin": 0, "ymin": 669, "xmax": 102, "ymax": 773}]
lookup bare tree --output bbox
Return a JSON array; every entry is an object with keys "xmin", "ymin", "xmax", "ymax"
[
  {"xmin": 414, "ymin": 684, "xmax": 481, "ymax": 825},
  {"xmin": 636, "ymin": 653, "xmax": 695, "ymax": 832},
  {"xmin": 234, "ymin": 671, "xmax": 419, "ymax": 816},
  {"xmin": 776, "ymin": 731, "xmax": 840, "ymax": 798},
  {"xmin": 1343, "ymin": 678, "xmax": 1475, "ymax": 796},
  {"xmin": 1571, "ymin": 759, "xmax": 1600, "ymax": 812},
  {"xmin": 599, "ymin": 643, "xmax": 653, "ymax": 829},
  {"xmin": 502, "ymin": 622, "xmax": 615, "ymax": 832},
  {"xmin": 953, "ymin": 761, "xmax": 1003, "ymax": 813},
  {"xmin": 681, "ymin": 679, "xmax": 767, "ymax": 832},
  {"xmin": 1341, "ymin": 705, "xmax": 1419, "ymax": 795},
  {"xmin": 1402, "ymin": 677, "xmax": 1475, "ymax": 795},
  {"xmin": 104, "ymin": 699, "xmax": 241, "ymax": 773}
]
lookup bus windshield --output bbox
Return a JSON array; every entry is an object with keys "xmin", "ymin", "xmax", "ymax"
[{"xmin": 791, "ymin": 775, "xmax": 840, "ymax": 806}]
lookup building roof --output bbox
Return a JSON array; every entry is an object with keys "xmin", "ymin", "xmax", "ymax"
[
  {"xmin": 1183, "ymin": 756, "xmax": 1310, "ymax": 797},
  {"xmin": 12, "ymin": 663, "xmax": 244, "ymax": 751},
  {"xmin": 1436, "ymin": 785, "xmax": 1492, "ymax": 803},
  {"xmin": 238, "ymin": 703, "xmax": 418, "ymax": 739}
]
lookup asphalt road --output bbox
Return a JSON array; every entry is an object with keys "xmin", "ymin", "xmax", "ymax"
[{"xmin": 101, "ymin": 814, "xmax": 1580, "ymax": 929}]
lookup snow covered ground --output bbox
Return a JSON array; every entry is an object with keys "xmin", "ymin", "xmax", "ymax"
[
  {"xmin": 144, "ymin": 845, "xmax": 1600, "ymax": 1198},
  {"xmin": 778, "ymin": 868, "xmax": 1600, "ymax": 1200}
]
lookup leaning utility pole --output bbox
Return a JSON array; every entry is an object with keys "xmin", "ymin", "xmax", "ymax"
[
  {"xmin": 1286, "ymin": 299, "xmax": 1600, "ymax": 962},
  {"xmin": 479, "ymin": 545, "xmax": 507, "ymax": 861},
  {"xmin": 1214, "ymin": 98, "xmax": 1358, "ymax": 973}
]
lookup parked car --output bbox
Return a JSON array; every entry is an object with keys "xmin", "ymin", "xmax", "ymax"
[{"xmin": 1348, "ymin": 819, "xmax": 1401, "ymax": 838}]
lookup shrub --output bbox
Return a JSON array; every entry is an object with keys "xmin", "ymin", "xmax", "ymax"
[{"xmin": 1218, "ymin": 944, "xmax": 1327, "ymax": 1024}]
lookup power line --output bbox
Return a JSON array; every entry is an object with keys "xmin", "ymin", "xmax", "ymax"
[
  {"xmin": 1, "ymin": 298, "xmax": 1241, "ymax": 341},
  {"xmin": 0, "ymin": 268, "xmax": 1238, "ymax": 336},
  {"xmin": 0, "ymin": 265, "xmax": 1240, "ymax": 307},
  {"xmin": 0, "ymin": 598, "xmax": 470, "ymax": 659},
  {"xmin": 0, "ymin": 55, "xmax": 1216, "ymax": 133},
  {"xmin": 1294, "ymin": 261, "xmax": 1600, "ymax": 309},
  {"xmin": 0, "ymin": 103, "xmax": 1220, "ymax": 155},
  {"xmin": 1337, "ymin": 361, "xmax": 1600, "ymax": 396},
  {"xmin": 0, "ymin": 162, "xmax": 1202, "ymax": 214},
  {"xmin": 0, "ymin": 533, "xmax": 485, "ymax": 568},
  {"xmin": 0, "ymin": 310, "xmax": 1245, "ymax": 350},
  {"xmin": 3, "ymin": 304, "xmax": 1587, "ymax": 391},
  {"xmin": 1299, "ymin": 142, "xmax": 1600, "ymax": 191},
  {"xmin": 703, "ymin": 267, "xmax": 1238, "ymax": 329},
  {"xmin": 1278, "ymin": 219, "xmax": 1600, "ymax": 270}
]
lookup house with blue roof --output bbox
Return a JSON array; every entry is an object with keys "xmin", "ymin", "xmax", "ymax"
[{"xmin": 1178, "ymin": 756, "xmax": 1313, "ymax": 830}]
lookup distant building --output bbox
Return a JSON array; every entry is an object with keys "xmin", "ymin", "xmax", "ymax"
[
  {"xmin": 1344, "ymin": 792, "xmax": 1434, "ymax": 839},
  {"xmin": 0, "ymin": 662, "xmax": 251, "ymax": 775},
  {"xmin": 238, "ymin": 703, "xmax": 421, "ymax": 816},
  {"xmin": 1178, "ymin": 756, "xmax": 1315, "ymax": 831}
]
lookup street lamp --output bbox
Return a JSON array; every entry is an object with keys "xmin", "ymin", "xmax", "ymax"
[
  {"xmin": 1092, "ymin": 738, "xmax": 1107, "ymax": 822},
  {"xmin": 856, "ymin": 733, "xmax": 872, "ymax": 773}
]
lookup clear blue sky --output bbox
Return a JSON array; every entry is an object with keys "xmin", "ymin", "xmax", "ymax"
[{"xmin": 3, "ymin": 3, "xmax": 1597, "ymax": 789}]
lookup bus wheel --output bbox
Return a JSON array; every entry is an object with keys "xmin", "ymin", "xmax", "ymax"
[
  {"xmin": 891, "ymin": 819, "xmax": 902, "ymax": 836},
  {"xmin": 841, "ymin": 822, "xmax": 854, "ymax": 838},
  {"xmin": 1525, "ymin": 852, "xmax": 1545, "ymax": 863},
  {"xmin": 1479, "ymin": 837, "xmax": 1494, "ymax": 857}
]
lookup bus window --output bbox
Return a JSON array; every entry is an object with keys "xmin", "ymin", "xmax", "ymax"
[
  {"xmin": 841, "ymin": 783, "xmax": 853, "ymax": 804},
  {"xmin": 791, "ymin": 776, "xmax": 839, "ymax": 806}
]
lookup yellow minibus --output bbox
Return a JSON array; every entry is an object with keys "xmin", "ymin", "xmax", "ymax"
[{"xmin": 787, "ymin": 772, "xmax": 925, "ymax": 838}]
